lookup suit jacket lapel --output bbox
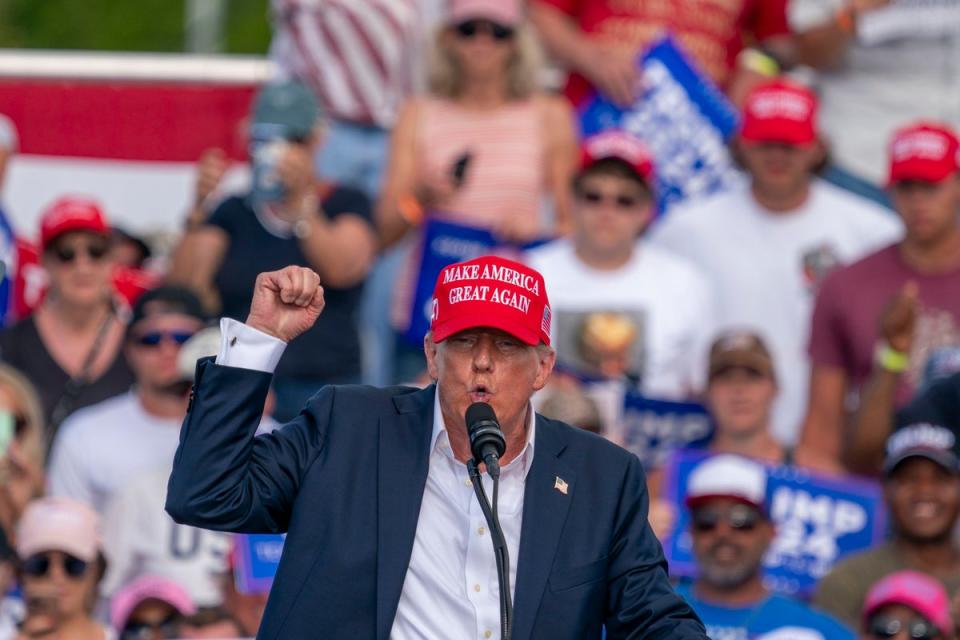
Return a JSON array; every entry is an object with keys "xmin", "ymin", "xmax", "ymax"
[
  {"xmin": 376, "ymin": 385, "xmax": 435, "ymax": 640},
  {"xmin": 511, "ymin": 417, "xmax": 576, "ymax": 640}
]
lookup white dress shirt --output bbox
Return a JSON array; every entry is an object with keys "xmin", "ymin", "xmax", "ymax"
[{"xmin": 216, "ymin": 318, "xmax": 534, "ymax": 640}]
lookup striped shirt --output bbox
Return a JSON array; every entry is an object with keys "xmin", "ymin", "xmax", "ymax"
[{"xmin": 270, "ymin": 0, "xmax": 420, "ymax": 127}]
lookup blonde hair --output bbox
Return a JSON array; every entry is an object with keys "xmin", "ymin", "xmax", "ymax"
[
  {"xmin": 427, "ymin": 22, "xmax": 544, "ymax": 101},
  {"xmin": 0, "ymin": 364, "xmax": 46, "ymax": 469}
]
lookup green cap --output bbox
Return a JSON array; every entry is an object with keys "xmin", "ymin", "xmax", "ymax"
[{"xmin": 251, "ymin": 81, "xmax": 319, "ymax": 140}]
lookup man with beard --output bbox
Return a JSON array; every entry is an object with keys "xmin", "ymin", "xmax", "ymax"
[
  {"xmin": 48, "ymin": 286, "xmax": 208, "ymax": 515},
  {"xmin": 675, "ymin": 455, "xmax": 853, "ymax": 639},
  {"xmin": 814, "ymin": 418, "xmax": 960, "ymax": 629}
]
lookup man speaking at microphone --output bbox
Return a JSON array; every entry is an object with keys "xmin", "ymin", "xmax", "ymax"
[{"xmin": 166, "ymin": 255, "xmax": 706, "ymax": 639}]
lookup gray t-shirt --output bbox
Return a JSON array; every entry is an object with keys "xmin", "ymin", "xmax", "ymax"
[{"xmin": 789, "ymin": 0, "xmax": 960, "ymax": 183}]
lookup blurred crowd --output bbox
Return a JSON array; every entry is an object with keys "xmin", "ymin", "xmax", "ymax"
[{"xmin": 0, "ymin": 0, "xmax": 958, "ymax": 638}]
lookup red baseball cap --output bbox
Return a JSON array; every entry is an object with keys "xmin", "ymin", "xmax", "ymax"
[
  {"xmin": 887, "ymin": 122, "xmax": 960, "ymax": 185},
  {"xmin": 430, "ymin": 255, "xmax": 551, "ymax": 346},
  {"xmin": 39, "ymin": 196, "xmax": 110, "ymax": 251},
  {"xmin": 580, "ymin": 130, "xmax": 655, "ymax": 184},
  {"xmin": 739, "ymin": 79, "xmax": 818, "ymax": 146}
]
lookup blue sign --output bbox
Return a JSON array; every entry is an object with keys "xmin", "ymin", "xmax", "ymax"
[
  {"xmin": 401, "ymin": 218, "xmax": 546, "ymax": 346},
  {"xmin": 663, "ymin": 450, "xmax": 888, "ymax": 596},
  {"xmin": 580, "ymin": 36, "xmax": 741, "ymax": 213},
  {"xmin": 621, "ymin": 391, "xmax": 713, "ymax": 468},
  {"xmin": 233, "ymin": 533, "xmax": 285, "ymax": 594}
]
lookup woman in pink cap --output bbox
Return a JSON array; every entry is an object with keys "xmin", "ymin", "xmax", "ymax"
[
  {"xmin": 15, "ymin": 497, "xmax": 114, "ymax": 640},
  {"xmin": 861, "ymin": 570, "xmax": 955, "ymax": 640}
]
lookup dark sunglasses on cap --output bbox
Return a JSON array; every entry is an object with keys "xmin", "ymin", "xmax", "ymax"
[
  {"xmin": 578, "ymin": 189, "xmax": 641, "ymax": 210},
  {"xmin": 121, "ymin": 613, "xmax": 182, "ymax": 640},
  {"xmin": 455, "ymin": 19, "xmax": 514, "ymax": 41},
  {"xmin": 21, "ymin": 552, "xmax": 89, "ymax": 579},
  {"xmin": 50, "ymin": 240, "xmax": 110, "ymax": 264},
  {"xmin": 868, "ymin": 615, "xmax": 941, "ymax": 640},
  {"xmin": 691, "ymin": 503, "xmax": 761, "ymax": 533},
  {"xmin": 135, "ymin": 331, "xmax": 195, "ymax": 347}
]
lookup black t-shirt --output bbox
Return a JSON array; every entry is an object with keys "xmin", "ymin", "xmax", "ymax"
[
  {"xmin": 209, "ymin": 188, "xmax": 372, "ymax": 381},
  {"xmin": 0, "ymin": 316, "xmax": 135, "ymax": 446}
]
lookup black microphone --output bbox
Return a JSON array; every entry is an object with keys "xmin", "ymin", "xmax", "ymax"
[{"xmin": 465, "ymin": 402, "xmax": 506, "ymax": 479}]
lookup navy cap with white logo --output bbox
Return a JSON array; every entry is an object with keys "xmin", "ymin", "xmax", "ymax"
[{"xmin": 883, "ymin": 421, "xmax": 959, "ymax": 476}]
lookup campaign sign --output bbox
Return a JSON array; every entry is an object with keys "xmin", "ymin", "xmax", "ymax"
[
  {"xmin": 663, "ymin": 450, "xmax": 887, "ymax": 596},
  {"xmin": 579, "ymin": 36, "xmax": 741, "ymax": 213},
  {"xmin": 401, "ymin": 218, "xmax": 546, "ymax": 346},
  {"xmin": 233, "ymin": 533, "xmax": 285, "ymax": 594},
  {"xmin": 621, "ymin": 391, "xmax": 713, "ymax": 469}
]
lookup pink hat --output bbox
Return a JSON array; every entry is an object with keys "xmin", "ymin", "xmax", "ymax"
[
  {"xmin": 887, "ymin": 121, "xmax": 960, "ymax": 186},
  {"xmin": 740, "ymin": 79, "xmax": 818, "ymax": 147},
  {"xmin": 431, "ymin": 255, "xmax": 551, "ymax": 346},
  {"xmin": 448, "ymin": 0, "xmax": 522, "ymax": 26},
  {"xmin": 16, "ymin": 497, "xmax": 101, "ymax": 562},
  {"xmin": 39, "ymin": 195, "xmax": 110, "ymax": 251},
  {"xmin": 580, "ymin": 130, "xmax": 655, "ymax": 184},
  {"xmin": 863, "ymin": 570, "xmax": 953, "ymax": 638},
  {"xmin": 110, "ymin": 576, "xmax": 197, "ymax": 631}
]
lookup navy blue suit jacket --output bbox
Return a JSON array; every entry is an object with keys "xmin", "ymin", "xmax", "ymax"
[{"xmin": 166, "ymin": 360, "xmax": 706, "ymax": 639}]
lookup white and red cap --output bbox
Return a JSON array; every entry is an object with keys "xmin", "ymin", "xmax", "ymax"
[
  {"xmin": 111, "ymin": 575, "xmax": 198, "ymax": 631},
  {"xmin": 430, "ymin": 255, "xmax": 551, "ymax": 346},
  {"xmin": 580, "ymin": 130, "xmax": 655, "ymax": 184},
  {"xmin": 739, "ymin": 79, "xmax": 818, "ymax": 146},
  {"xmin": 16, "ymin": 496, "xmax": 101, "ymax": 562},
  {"xmin": 685, "ymin": 454, "xmax": 767, "ymax": 512},
  {"xmin": 863, "ymin": 570, "xmax": 953, "ymax": 638},
  {"xmin": 448, "ymin": 0, "xmax": 521, "ymax": 26},
  {"xmin": 39, "ymin": 195, "xmax": 110, "ymax": 251},
  {"xmin": 887, "ymin": 121, "xmax": 960, "ymax": 185}
]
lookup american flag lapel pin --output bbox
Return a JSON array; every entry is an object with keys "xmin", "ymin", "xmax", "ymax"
[{"xmin": 554, "ymin": 476, "xmax": 568, "ymax": 495}]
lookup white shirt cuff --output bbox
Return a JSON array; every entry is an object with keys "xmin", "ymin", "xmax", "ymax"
[{"xmin": 215, "ymin": 317, "xmax": 287, "ymax": 373}]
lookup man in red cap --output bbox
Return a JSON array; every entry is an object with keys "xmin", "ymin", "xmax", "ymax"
[
  {"xmin": 801, "ymin": 121, "xmax": 960, "ymax": 472},
  {"xmin": 650, "ymin": 78, "xmax": 900, "ymax": 450},
  {"xmin": 528, "ymin": 129, "xmax": 712, "ymax": 430},
  {"xmin": 166, "ymin": 259, "xmax": 709, "ymax": 639}
]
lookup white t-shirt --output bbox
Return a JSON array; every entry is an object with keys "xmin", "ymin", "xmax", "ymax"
[
  {"xmin": 100, "ymin": 466, "xmax": 232, "ymax": 607},
  {"xmin": 47, "ymin": 392, "xmax": 184, "ymax": 516},
  {"xmin": 789, "ymin": 0, "xmax": 960, "ymax": 184},
  {"xmin": 527, "ymin": 239, "xmax": 713, "ymax": 399},
  {"xmin": 648, "ymin": 180, "xmax": 903, "ymax": 443}
]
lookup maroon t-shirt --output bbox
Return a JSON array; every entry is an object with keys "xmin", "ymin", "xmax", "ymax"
[{"xmin": 809, "ymin": 244, "xmax": 960, "ymax": 407}]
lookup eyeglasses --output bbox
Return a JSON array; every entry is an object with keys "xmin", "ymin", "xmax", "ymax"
[
  {"xmin": 868, "ymin": 615, "xmax": 941, "ymax": 639},
  {"xmin": 121, "ymin": 614, "xmax": 182, "ymax": 640},
  {"xmin": 691, "ymin": 504, "xmax": 762, "ymax": 533},
  {"xmin": 135, "ymin": 331, "xmax": 195, "ymax": 347},
  {"xmin": 21, "ymin": 552, "xmax": 89, "ymax": 579},
  {"xmin": 578, "ymin": 190, "xmax": 641, "ymax": 210},
  {"xmin": 50, "ymin": 241, "xmax": 110, "ymax": 264},
  {"xmin": 455, "ymin": 19, "xmax": 514, "ymax": 41}
]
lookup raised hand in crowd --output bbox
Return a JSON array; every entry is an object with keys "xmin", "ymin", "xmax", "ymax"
[
  {"xmin": 274, "ymin": 143, "xmax": 315, "ymax": 214},
  {"xmin": 184, "ymin": 148, "xmax": 229, "ymax": 230},
  {"xmin": 880, "ymin": 281, "xmax": 919, "ymax": 355},
  {"xmin": 246, "ymin": 266, "xmax": 325, "ymax": 343}
]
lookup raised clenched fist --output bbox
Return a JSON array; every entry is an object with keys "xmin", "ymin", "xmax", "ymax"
[{"xmin": 246, "ymin": 267, "xmax": 325, "ymax": 343}]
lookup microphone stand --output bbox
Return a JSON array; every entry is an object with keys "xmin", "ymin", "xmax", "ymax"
[{"xmin": 467, "ymin": 459, "xmax": 512, "ymax": 640}]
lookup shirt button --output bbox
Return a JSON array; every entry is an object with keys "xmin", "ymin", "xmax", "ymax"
[
  {"xmin": 484, "ymin": 631, "xmax": 492, "ymax": 639},
  {"xmin": 465, "ymin": 478, "xmax": 472, "ymax": 487},
  {"xmin": 474, "ymin": 583, "xmax": 481, "ymax": 592},
  {"xmin": 477, "ymin": 526, "xmax": 485, "ymax": 536}
]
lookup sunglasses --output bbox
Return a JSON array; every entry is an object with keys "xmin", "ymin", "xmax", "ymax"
[
  {"xmin": 455, "ymin": 19, "xmax": 514, "ymax": 41},
  {"xmin": 51, "ymin": 241, "xmax": 110, "ymax": 264},
  {"xmin": 868, "ymin": 616, "xmax": 941, "ymax": 640},
  {"xmin": 135, "ymin": 331, "xmax": 195, "ymax": 347},
  {"xmin": 22, "ymin": 552, "xmax": 89, "ymax": 579},
  {"xmin": 691, "ymin": 504, "xmax": 761, "ymax": 533},
  {"xmin": 121, "ymin": 614, "xmax": 182, "ymax": 640},
  {"xmin": 578, "ymin": 190, "xmax": 641, "ymax": 210}
]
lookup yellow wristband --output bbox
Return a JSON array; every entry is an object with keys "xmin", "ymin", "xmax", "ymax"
[
  {"xmin": 737, "ymin": 48, "xmax": 780, "ymax": 78},
  {"xmin": 875, "ymin": 343, "xmax": 909, "ymax": 373}
]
